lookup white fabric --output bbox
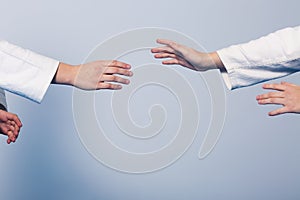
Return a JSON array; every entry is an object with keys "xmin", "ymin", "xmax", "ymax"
[
  {"xmin": 0, "ymin": 41, "xmax": 59, "ymax": 103},
  {"xmin": 217, "ymin": 26, "xmax": 300, "ymax": 90}
]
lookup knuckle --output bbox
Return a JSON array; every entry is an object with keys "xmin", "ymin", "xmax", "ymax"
[
  {"xmin": 103, "ymin": 83, "xmax": 110, "ymax": 88},
  {"xmin": 170, "ymin": 42, "xmax": 178, "ymax": 48},
  {"xmin": 112, "ymin": 76, "xmax": 118, "ymax": 81},
  {"xmin": 112, "ymin": 68, "xmax": 120, "ymax": 74},
  {"xmin": 108, "ymin": 83, "xmax": 115, "ymax": 89},
  {"xmin": 111, "ymin": 60, "xmax": 118, "ymax": 66},
  {"xmin": 286, "ymin": 104, "xmax": 294, "ymax": 111}
]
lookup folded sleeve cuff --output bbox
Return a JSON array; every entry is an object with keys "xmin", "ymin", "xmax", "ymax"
[{"xmin": 217, "ymin": 49, "xmax": 236, "ymax": 90}]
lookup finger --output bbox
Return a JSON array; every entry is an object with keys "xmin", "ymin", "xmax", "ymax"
[
  {"xmin": 158, "ymin": 39, "xmax": 186, "ymax": 51},
  {"xmin": 7, "ymin": 130, "xmax": 15, "ymax": 143},
  {"xmin": 12, "ymin": 123, "xmax": 20, "ymax": 139},
  {"xmin": 281, "ymin": 81, "xmax": 297, "ymax": 87},
  {"xmin": 104, "ymin": 67, "xmax": 133, "ymax": 77},
  {"xmin": 154, "ymin": 52, "xmax": 177, "ymax": 59},
  {"xmin": 5, "ymin": 113, "xmax": 22, "ymax": 127},
  {"xmin": 151, "ymin": 46, "xmax": 176, "ymax": 54},
  {"xmin": 8, "ymin": 124, "xmax": 15, "ymax": 132},
  {"xmin": 9, "ymin": 121, "xmax": 20, "ymax": 136},
  {"xmin": 8, "ymin": 120, "xmax": 16, "ymax": 126},
  {"xmin": 156, "ymin": 39, "xmax": 180, "ymax": 49},
  {"xmin": 15, "ymin": 116, "xmax": 22, "ymax": 127},
  {"xmin": 107, "ymin": 60, "xmax": 131, "ymax": 69},
  {"xmin": 268, "ymin": 106, "xmax": 290, "ymax": 116},
  {"xmin": 5, "ymin": 121, "xmax": 19, "ymax": 136},
  {"xmin": 262, "ymin": 83, "xmax": 286, "ymax": 91},
  {"xmin": 257, "ymin": 97, "xmax": 285, "ymax": 105},
  {"xmin": 7, "ymin": 138, "xmax": 11, "ymax": 144},
  {"xmin": 162, "ymin": 59, "xmax": 180, "ymax": 65},
  {"xmin": 256, "ymin": 91, "xmax": 284, "ymax": 100},
  {"xmin": 97, "ymin": 82, "xmax": 123, "ymax": 90},
  {"xmin": 0, "ymin": 124, "xmax": 9, "ymax": 135},
  {"xmin": 161, "ymin": 57, "xmax": 195, "ymax": 70},
  {"xmin": 100, "ymin": 75, "xmax": 130, "ymax": 84}
]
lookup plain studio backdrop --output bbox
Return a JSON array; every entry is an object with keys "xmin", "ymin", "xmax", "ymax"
[{"xmin": 0, "ymin": 0, "xmax": 300, "ymax": 199}]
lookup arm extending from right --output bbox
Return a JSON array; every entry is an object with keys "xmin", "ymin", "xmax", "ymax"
[{"xmin": 151, "ymin": 26, "xmax": 300, "ymax": 116}]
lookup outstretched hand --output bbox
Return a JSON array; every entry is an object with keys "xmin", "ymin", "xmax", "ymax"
[
  {"xmin": 256, "ymin": 82, "xmax": 300, "ymax": 116},
  {"xmin": 151, "ymin": 39, "xmax": 224, "ymax": 71},
  {"xmin": 74, "ymin": 60, "xmax": 133, "ymax": 90},
  {"xmin": 53, "ymin": 60, "xmax": 133, "ymax": 90},
  {"xmin": 0, "ymin": 110, "xmax": 22, "ymax": 144}
]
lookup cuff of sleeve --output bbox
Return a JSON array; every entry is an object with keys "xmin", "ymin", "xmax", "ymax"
[
  {"xmin": 27, "ymin": 53, "xmax": 59, "ymax": 103},
  {"xmin": 217, "ymin": 50, "xmax": 234, "ymax": 90},
  {"xmin": 220, "ymin": 70, "xmax": 232, "ymax": 90},
  {"xmin": 0, "ymin": 41, "xmax": 60, "ymax": 103}
]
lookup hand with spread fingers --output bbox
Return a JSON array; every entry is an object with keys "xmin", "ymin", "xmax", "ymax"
[
  {"xmin": 53, "ymin": 60, "xmax": 133, "ymax": 90},
  {"xmin": 0, "ymin": 110, "xmax": 22, "ymax": 144},
  {"xmin": 151, "ymin": 39, "xmax": 225, "ymax": 72},
  {"xmin": 256, "ymin": 82, "xmax": 300, "ymax": 116}
]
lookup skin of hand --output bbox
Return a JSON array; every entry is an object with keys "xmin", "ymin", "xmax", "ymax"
[
  {"xmin": 0, "ymin": 110, "xmax": 22, "ymax": 144},
  {"xmin": 256, "ymin": 82, "xmax": 300, "ymax": 116},
  {"xmin": 151, "ymin": 39, "xmax": 225, "ymax": 72},
  {"xmin": 52, "ymin": 60, "xmax": 133, "ymax": 90}
]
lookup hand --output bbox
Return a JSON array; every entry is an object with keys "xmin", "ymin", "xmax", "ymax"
[
  {"xmin": 151, "ymin": 39, "xmax": 224, "ymax": 71},
  {"xmin": 256, "ymin": 82, "xmax": 300, "ymax": 116},
  {"xmin": 53, "ymin": 60, "xmax": 133, "ymax": 90},
  {"xmin": 0, "ymin": 110, "xmax": 22, "ymax": 144}
]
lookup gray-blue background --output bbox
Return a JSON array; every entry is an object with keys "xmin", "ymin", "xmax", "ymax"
[{"xmin": 0, "ymin": 0, "xmax": 300, "ymax": 199}]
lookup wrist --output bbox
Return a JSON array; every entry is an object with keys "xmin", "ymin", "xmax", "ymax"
[
  {"xmin": 208, "ymin": 52, "xmax": 225, "ymax": 71},
  {"xmin": 52, "ymin": 62, "xmax": 78, "ymax": 86}
]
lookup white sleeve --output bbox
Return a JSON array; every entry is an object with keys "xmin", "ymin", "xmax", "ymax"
[
  {"xmin": 217, "ymin": 26, "xmax": 300, "ymax": 90},
  {"xmin": 0, "ymin": 40, "xmax": 59, "ymax": 103}
]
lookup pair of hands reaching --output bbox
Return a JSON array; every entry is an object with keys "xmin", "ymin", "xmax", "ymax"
[
  {"xmin": 151, "ymin": 39, "xmax": 300, "ymax": 116},
  {"xmin": 2, "ymin": 40, "xmax": 300, "ymax": 143}
]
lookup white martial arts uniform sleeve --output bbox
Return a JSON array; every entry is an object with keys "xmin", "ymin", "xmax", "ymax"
[
  {"xmin": 0, "ymin": 40, "xmax": 59, "ymax": 103},
  {"xmin": 217, "ymin": 26, "xmax": 300, "ymax": 90}
]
